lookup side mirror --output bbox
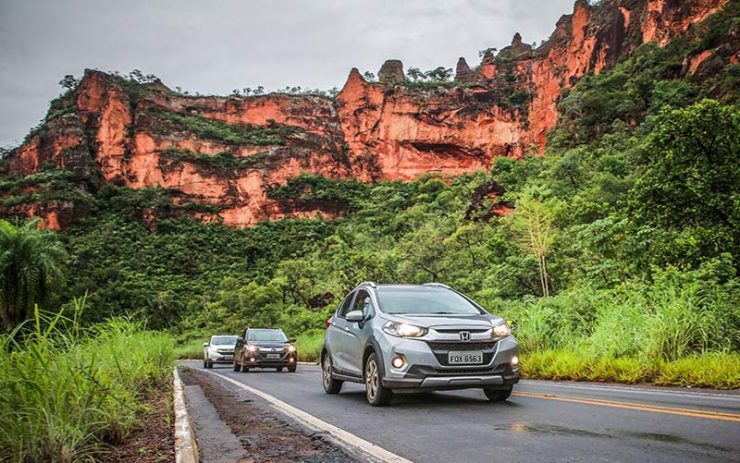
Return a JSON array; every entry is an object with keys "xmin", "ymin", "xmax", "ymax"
[
  {"xmin": 289, "ymin": 338, "xmax": 296, "ymax": 343},
  {"xmin": 346, "ymin": 310, "xmax": 364, "ymax": 322},
  {"xmin": 203, "ymin": 342, "xmax": 209, "ymax": 347}
]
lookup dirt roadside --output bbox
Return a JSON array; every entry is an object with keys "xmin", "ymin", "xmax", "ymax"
[
  {"xmin": 179, "ymin": 368, "xmax": 360, "ymax": 463},
  {"xmin": 99, "ymin": 382, "xmax": 175, "ymax": 463}
]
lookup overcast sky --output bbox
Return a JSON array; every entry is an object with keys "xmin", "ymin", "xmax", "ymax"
[{"xmin": 0, "ymin": 0, "xmax": 574, "ymax": 147}]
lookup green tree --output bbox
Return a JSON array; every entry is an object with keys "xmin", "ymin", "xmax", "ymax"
[
  {"xmin": 627, "ymin": 100, "xmax": 739, "ymax": 269},
  {"xmin": 509, "ymin": 197, "xmax": 557, "ymax": 297},
  {"xmin": 0, "ymin": 220, "xmax": 67, "ymax": 331}
]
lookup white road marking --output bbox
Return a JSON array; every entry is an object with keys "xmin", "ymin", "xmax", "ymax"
[{"xmin": 208, "ymin": 370, "xmax": 415, "ymax": 463}]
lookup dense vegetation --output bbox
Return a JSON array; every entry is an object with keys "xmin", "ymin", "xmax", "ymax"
[
  {"xmin": 2, "ymin": 5, "xmax": 739, "ymax": 390},
  {"xmin": 0, "ymin": 302, "xmax": 174, "ymax": 462}
]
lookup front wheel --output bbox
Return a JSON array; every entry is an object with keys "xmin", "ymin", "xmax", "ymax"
[
  {"xmin": 364, "ymin": 353, "xmax": 393, "ymax": 406},
  {"xmin": 484, "ymin": 385, "xmax": 513, "ymax": 402},
  {"xmin": 288, "ymin": 365, "xmax": 297, "ymax": 373},
  {"xmin": 276, "ymin": 367, "xmax": 283, "ymax": 372},
  {"xmin": 232, "ymin": 361, "xmax": 240, "ymax": 372},
  {"xmin": 322, "ymin": 354, "xmax": 343, "ymax": 394}
]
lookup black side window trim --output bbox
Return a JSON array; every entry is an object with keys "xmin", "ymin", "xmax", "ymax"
[{"xmin": 337, "ymin": 291, "xmax": 357, "ymax": 318}]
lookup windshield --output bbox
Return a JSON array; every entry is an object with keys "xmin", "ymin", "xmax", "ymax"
[
  {"xmin": 377, "ymin": 287, "xmax": 483, "ymax": 315},
  {"xmin": 210, "ymin": 336, "xmax": 238, "ymax": 346},
  {"xmin": 247, "ymin": 329, "xmax": 288, "ymax": 342}
]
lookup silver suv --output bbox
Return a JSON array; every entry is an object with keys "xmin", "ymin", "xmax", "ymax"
[{"xmin": 321, "ymin": 282, "xmax": 519, "ymax": 406}]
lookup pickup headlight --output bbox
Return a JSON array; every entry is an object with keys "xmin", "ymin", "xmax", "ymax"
[
  {"xmin": 383, "ymin": 322, "xmax": 428, "ymax": 338},
  {"xmin": 247, "ymin": 345, "xmax": 258, "ymax": 352},
  {"xmin": 287, "ymin": 345, "xmax": 296, "ymax": 352},
  {"xmin": 492, "ymin": 321, "xmax": 510, "ymax": 337}
]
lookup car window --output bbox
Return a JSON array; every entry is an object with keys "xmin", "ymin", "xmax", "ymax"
[
  {"xmin": 376, "ymin": 287, "xmax": 483, "ymax": 315},
  {"xmin": 247, "ymin": 329, "xmax": 287, "ymax": 342},
  {"xmin": 210, "ymin": 336, "xmax": 237, "ymax": 346},
  {"xmin": 337, "ymin": 291, "xmax": 355, "ymax": 318},
  {"xmin": 352, "ymin": 290, "xmax": 374, "ymax": 317}
]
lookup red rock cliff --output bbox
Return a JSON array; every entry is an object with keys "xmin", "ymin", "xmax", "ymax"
[{"xmin": 0, "ymin": 0, "xmax": 731, "ymax": 228}]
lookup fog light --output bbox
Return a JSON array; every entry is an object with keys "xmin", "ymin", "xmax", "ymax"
[
  {"xmin": 289, "ymin": 357, "xmax": 295, "ymax": 363},
  {"xmin": 249, "ymin": 357, "xmax": 255, "ymax": 362},
  {"xmin": 511, "ymin": 355, "xmax": 520, "ymax": 366},
  {"xmin": 391, "ymin": 355, "xmax": 406, "ymax": 369}
]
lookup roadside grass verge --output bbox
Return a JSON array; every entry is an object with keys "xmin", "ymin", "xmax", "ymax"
[
  {"xmin": 175, "ymin": 339, "xmax": 205, "ymax": 360},
  {"xmin": 0, "ymin": 302, "xmax": 174, "ymax": 462},
  {"xmin": 295, "ymin": 330, "xmax": 324, "ymax": 363},
  {"xmin": 521, "ymin": 351, "xmax": 740, "ymax": 388}
]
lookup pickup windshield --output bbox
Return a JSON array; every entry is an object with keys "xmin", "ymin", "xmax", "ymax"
[
  {"xmin": 247, "ymin": 329, "xmax": 288, "ymax": 342},
  {"xmin": 377, "ymin": 287, "xmax": 483, "ymax": 315}
]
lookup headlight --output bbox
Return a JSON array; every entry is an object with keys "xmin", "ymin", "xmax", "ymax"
[
  {"xmin": 247, "ymin": 345, "xmax": 258, "ymax": 352},
  {"xmin": 492, "ymin": 321, "xmax": 510, "ymax": 337},
  {"xmin": 287, "ymin": 345, "xmax": 296, "ymax": 352},
  {"xmin": 383, "ymin": 322, "xmax": 428, "ymax": 338}
]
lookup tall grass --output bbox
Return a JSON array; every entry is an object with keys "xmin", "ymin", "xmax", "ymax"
[
  {"xmin": 0, "ymin": 300, "xmax": 174, "ymax": 463},
  {"xmin": 491, "ymin": 268, "xmax": 740, "ymax": 388},
  {"xmin": 295, "ymin": 330, "xmax": 324, "ymax": 363}
]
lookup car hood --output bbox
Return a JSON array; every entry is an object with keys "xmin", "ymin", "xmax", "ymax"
[
  {"xmin": 249, "ymin": 342, "xmax": 289, "ymax": 349},
  {"xmin": 379, "ymin": 313, "xmax": 501, "ymax": 329}
]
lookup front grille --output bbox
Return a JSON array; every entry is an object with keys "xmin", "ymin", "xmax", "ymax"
[
  {"xmin": 434, "ymin": 328, "xmax": 489, "ymax": 334},
  {"xmin": 427, "ymin": 341, "xmax": 498, "ymax": 351}
]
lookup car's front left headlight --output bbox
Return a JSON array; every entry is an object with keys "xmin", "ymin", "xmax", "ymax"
[
  {"xmin": 492, "ymin": 320, "xmax": 510, "ymax": 337},
  {"xmin": 383, "ymin": 322, "xmax": 428, "ymax": 338},
  {"xmin": 287, "ymin": 345, "xmax": 296, "ymax": 352}
]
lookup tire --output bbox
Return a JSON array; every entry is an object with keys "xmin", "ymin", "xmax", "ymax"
[
  {"xmin": 484, "ymin": 385, "xmax": 513, "ymax": 402},
  {"xmin": 364, "ymin": 353, "xmax": 393, "ymax": 406},
  {"xmin": 276, "ymin": 367, "xmax": 283, "ymax": 372},
  {"xmin": 241, "ymin": 364, "xmax": 250, "ymax": 372},
  {"xmin": 233, "ymin": 361, "xmax": 240, "ymax": 372},
  {"xmin": 207, "ymin": 360, "xmax": 213, "ymax": 369},
  {"xmin": 321, "ymin": 354, "xmax": 343, "ymax": 394},
  {"xmin": 203, "ymin": 359, "xmax": 208, "ymax": 368},
  {"xmin": 288, "ymin": 365, "xmax": 297, "ymax": 373}
]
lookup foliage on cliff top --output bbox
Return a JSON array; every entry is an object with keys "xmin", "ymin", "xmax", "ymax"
[{"xmin": 146, "ymin": 107, "xmax": 294, "ymax": 146}]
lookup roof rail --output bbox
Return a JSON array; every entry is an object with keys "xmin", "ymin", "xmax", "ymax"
[
  {"xmin": 423, "ymin": 282, "xmax": 450, "ymax": 289},
  {"xmin": 358, "ymin": 281, "xmax": 377, "ymax": 288}
]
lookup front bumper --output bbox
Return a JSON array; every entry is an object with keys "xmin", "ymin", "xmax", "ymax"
[
  {"xmin": 242, "ymin": 351, "xmax": 297, "ymax": 368},
  {"xmin": 380, "ymin": 335, "xmax": 520, "ymax": 391},
  {"xmin": 207, "ymin": 351, "xmax": 235, "ymax": 364}
]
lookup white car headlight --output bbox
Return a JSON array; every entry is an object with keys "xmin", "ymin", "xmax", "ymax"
[
  {"xmin": 492, "ymin": 321, "xmax": 510, "ymax": 337},
  {"xmin": 287, "ymin": 345, "xmax": 296, "ymax": 352},
  {"xmin": 383, "ymin": 322, "xmax": 428, "ymax": 338},
  {"xmin": 247, "ymin": 345, "xmax": 258, "ymax": 352}
]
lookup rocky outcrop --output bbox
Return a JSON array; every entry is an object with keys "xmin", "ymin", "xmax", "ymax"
[
  {"xmin": 455, "ymin": 57, "xmax": 475, "ymax": 82},
  {"xmin": 0, "ymin": 0, "xmax": 732, "ymax": 228},
  {"xmin": 378, "ymin": 60, "xmax": 405, "ymax": 84}
]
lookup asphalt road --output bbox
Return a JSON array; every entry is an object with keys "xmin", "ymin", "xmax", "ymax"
[{"xmin": 181, "ymin": 361, "xmax": 740, "ymax": 463}]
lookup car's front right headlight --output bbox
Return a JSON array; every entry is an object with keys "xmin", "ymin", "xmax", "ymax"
[
  {"xmin": 383, "ymin": 322, "xmax": 428, "ymax": 338},
  {"xmin": 492, "ymin": 320, "xmax": 510, "ymax": 337}
]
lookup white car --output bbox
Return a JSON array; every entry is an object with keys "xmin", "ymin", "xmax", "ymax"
[{"xmin": 203, "ymin": 335, "xmax": 238, "ymax": 368}]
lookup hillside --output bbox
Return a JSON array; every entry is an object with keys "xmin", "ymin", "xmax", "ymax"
[
  {"xmin": 0, "ymin": 0, "xmax": 738, "ymax": 387},
  {"xmin": 0, "ymin": 0, "xmax": 735, "ymax": 228}
]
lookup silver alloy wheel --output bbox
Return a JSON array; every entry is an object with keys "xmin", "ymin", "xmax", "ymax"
[
  {"xmin": 365, "ymin": 358, "xmax": 378, "ymax": 402},
  {"xmin": 322, "ymin": 356, "xmax": 332, "ymax": 389}
]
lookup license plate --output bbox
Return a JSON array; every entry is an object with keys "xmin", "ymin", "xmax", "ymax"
[
  {"xmin": 448, "ymin": 351, "xmax": 483, "ymax": 365},
  {"xmin": 266, "ymin": 354, "xmax": 281, "ymax": 359},
  {"xmin": 223, "ymin": 355, "xmax": 232, "ymax": 360}
]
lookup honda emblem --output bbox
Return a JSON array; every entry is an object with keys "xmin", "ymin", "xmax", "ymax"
[{"xmin": 459, "ymin": 331, "xmax": 471, "ymax": 341}]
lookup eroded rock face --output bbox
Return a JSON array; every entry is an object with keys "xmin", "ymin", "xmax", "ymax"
[
  {"xmin": 378, "ymin": 59, "xmax": 406, "ymax": 84},
  {"xmin": 0, "ymin": 0, "xmax": 731, "ymax": 228}
]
